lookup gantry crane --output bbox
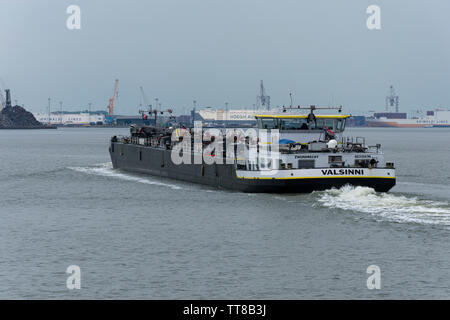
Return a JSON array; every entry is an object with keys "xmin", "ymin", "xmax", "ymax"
[
  {"xmin": 256, "ymin": 80, "xmax": 270, "ymax": 110},
  {"xmin": 385, "ymin": 85, "xmax": 399, "ymax": 113}
]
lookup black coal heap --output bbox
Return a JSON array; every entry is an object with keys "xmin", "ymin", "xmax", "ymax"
[{"xmin": 0, "ymin": 105, "xmax": 45, "ymax": 128}]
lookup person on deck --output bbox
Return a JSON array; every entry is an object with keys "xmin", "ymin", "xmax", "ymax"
[{"xmin": 307, "ymin": 110, "xmax": 317, "ymax": 129}]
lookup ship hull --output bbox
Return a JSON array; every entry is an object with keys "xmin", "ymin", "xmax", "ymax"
[
  {"xmin": 367, "ymin": 121, "xmax": 427, "ymax": 128},
  {"xmin": 367, "ymin": 119, "xmax": 450, "ymax": 127},
  {"xmin": 109, "ymin": 142, "xmax": 396, "ymax": 193}
]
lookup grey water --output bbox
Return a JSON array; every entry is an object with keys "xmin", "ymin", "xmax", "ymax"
[{"xmin": 1, "ymin": 127, "xmax": 450, "ymax": 299}]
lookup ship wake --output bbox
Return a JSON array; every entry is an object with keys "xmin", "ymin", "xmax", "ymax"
[
  {"xmin": 316, "ymin": 185, "xmax": 450, "ymax": 226},
  {"xmin": 69, "ymin": 162, "xmax": 182, "ymax": 190}
]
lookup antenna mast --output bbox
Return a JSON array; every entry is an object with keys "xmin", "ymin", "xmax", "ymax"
[{"xmin": 47, "ymin": 98, "xmax": 51, "ymax": 125}]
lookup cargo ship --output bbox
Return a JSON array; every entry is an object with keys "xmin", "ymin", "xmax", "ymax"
[
  {"xmin": 366, "ymin": 85, "xmax": 450, "ymax": 127},
  {"xmin": 367, "ymin": 109, "xmax": 450, "ymax": 128},
  {"xmin": 109, "ymin": 106, "xmax": 396, "ymax": 193}
]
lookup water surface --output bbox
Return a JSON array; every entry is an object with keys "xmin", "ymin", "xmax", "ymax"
[{"xmin": 1, "ymin": 127, "xmax": 449, "ymax": 299}]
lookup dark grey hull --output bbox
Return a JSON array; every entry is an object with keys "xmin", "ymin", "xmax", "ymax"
[{"xmin": 109, "ymin": 142, "xmax": 396, "ymax": 193}]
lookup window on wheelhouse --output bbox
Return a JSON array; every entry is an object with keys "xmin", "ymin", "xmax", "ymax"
[
  {"xmin": 279, "ymin": 118, "xmax": 309, "ymax": 130},
  {"xmin": 258, "ymin": 118, "xmax": 278, "ymax": 129},
  {"xmin": 257, "ymin": 116, "xmax": 347, "ymax": 132},
  {"xmin": 336, "ymin": 118, "xmax": 346, "ymax": 132},
  {"xmin": 324, "ymin": 119, "xmax": 334, "ymax": 130},
  {"xmin": 312, "ymin": 119, "xmax": 324, "ymax": 130},
  {"xmin": 311, "ymin": 118, "xmax": 346, "ymax": 132}
]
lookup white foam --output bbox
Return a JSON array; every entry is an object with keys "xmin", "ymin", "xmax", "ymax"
[
  {"xmin": 316, "ymin": 185, "xmax": 450, "ymax": 226},
  {"xmin": 69, "ymin": 162, "xmax": 182, "ymax": 190}
]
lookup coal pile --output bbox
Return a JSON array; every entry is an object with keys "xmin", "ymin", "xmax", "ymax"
[{"xmin": 0, "ymin": 105, "xmax": 47, "ymax": 129}]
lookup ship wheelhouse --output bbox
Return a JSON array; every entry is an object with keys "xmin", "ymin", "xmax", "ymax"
[
  {"xmin": 256, "ymin": 114, "xmax": 347, "ymax": 132},
  {"xmin": 255, "ymin": 114, "xmax": 349, "ymax": 145},
  {"xmin": 238, "ymin": 112, "xmax": 392, "ymax": 173}
]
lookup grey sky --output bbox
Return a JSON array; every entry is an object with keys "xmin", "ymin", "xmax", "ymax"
[{"xmin": 1, "ymin": 0, "xmax": 449, "ymax": 115}]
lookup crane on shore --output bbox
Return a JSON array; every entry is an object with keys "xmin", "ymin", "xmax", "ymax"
[
  {"xmin": 107, "ymin": 79, "xmax": 119, "ymax": 117},
  {"xmin": 256, "ymin": 80, "xmax": 270, "ymax": 111},
  {"xmin": 385, "ymin": 85, "xmax": 399, "ymax": 113}
]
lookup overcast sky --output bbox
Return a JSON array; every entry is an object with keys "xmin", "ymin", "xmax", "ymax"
[{"xmin": 1, "ymin": 0, "xmax": 449, "ymax": 115}]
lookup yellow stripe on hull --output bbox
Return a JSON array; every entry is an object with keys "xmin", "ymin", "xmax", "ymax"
[{"xmin": 236, "ymin": 176, "xmax": 395, "ymax": 180}]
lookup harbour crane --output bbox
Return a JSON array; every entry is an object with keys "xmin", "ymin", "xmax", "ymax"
[
  {"xmin": 386, "ymin": 85, "xmax": 399, "ymax": 113},
  {"xmin": 256, "ymin": 80, "xmax": 270, "ymax": 111},
  {"xmin": 107, "ymin": 79, "xmax": 119, "ymax": 117}
]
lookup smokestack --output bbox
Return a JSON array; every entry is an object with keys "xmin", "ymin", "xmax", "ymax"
[{"xmin": 5, "ymin": 89, "xmax": 12, "ymax": 108}]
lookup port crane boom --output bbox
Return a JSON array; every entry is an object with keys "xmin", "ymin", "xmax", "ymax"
[{"xmin": 107, "ymin": 79, "xmax": 119, "ymax": 117}]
